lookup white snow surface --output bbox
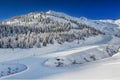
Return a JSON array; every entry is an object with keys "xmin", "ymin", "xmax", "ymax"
[
  {"xmin": 0, "ymin": 63, "xmax": 27, "ymax": 78},
  {"xmin": 0, "ymin": 34, "xmax": 120, "ymax": 79}
]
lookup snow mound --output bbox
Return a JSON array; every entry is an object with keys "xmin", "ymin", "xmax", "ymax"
[{"xmin": 44, "ymin": 57, "xmax": 72, "ymax": 67}]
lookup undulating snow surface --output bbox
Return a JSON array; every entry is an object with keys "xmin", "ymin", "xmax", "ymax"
[
  {"xmin": 0, "ymin": 34, "xmax": 120, "ymax": 79},
  {"xmin": 44, "ymin": 53, "xmax": 120, "ymax": 80}
]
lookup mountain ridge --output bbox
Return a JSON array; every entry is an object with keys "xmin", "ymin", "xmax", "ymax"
[{"xmin": 1, "ymin": 10, "xmax": 120, "ymax": 27}]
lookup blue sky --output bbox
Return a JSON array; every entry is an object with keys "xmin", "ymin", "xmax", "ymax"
[{"xmin": 0, "ymin": 0, "xmax": 120, "ymax": 20}]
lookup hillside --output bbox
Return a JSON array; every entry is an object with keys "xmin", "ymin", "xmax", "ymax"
[
  {"xmin": 0, "ymin": 10, "xmax": 104, "ymax": 48},
  {"xmin": 0, "ymin": 10, "xmax": 120, "ymax": 79}
]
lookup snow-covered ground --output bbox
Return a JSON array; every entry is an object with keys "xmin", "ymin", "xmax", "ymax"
[
  {"xmin": 0, "ymin": 35, "xmax": 120, "ymax": 79},
  {"xmin": 0, "ymin": 63, "xmax": 27, "ymax": 78},
  {"xmin": 44, "ymin": 53, "xmax": 120, "ymax": 80},
  {"xmin": 0, "ymin": 10, "xmax": 120, "ymax": 79}
]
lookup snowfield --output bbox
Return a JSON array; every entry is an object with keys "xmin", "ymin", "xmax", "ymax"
[{"xmin": 0, "ymin": 35, "xmax": 120, "ymax": 79}]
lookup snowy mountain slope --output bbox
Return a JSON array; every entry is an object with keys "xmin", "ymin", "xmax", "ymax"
[
  {"xmin": 46, "ymin": 10, "xmax": 120, "ymax": 35},
  {"xmin": 44, "ymin": 36, "xmax": 119, "ymax": 67},
  {"xmin": 42, "ymin": 36, "xmax": 120, "ymax": 79},
  {"xmin": 100, "ymin": 19, "xmax": 120, "ymax": 27},
  {"xmin": 1, "ymin": 10, "xmax": 120, "ymax": 36},
  {"xmin": 0, "ymin": 10, "xmax": 104, "ymax": 49},
  {"xmin": 47, "ymin": 11, "xmax": 120, "ymax": 36},
  {"xmin": 80, "ymin": 19, "xmax": 120, "ymax": 35},
  {"xmin": 45, "ymin": 10, "xmax": 120, "ymax": 35},
  {"xmin": 0, "ymin": 35, "xmax": 119, "ymax": 79},
  {"xmin": 0, "ymin": 10, "xmax": 120, "ymax": 79}
]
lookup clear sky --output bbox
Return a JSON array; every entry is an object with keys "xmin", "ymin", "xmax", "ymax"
[{"xmin": 0, "ymin": 0, "xmax": 120, "ymax": 20}]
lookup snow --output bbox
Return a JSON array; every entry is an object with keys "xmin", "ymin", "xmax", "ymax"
[
  {"xmin": 44, "ymin": 45, "xmax": 102, "ymax": 67},
  {"xmin": 46, "ymin": 10, "xmax": 120, "ymax": 35},
  {"xmin": 79, "ymin": 19, "xmax": 120, "ymax": 35},
  {"xmin": 44, "ymin": 52, "xmax": 120, "ymax": 80},
  {"xmin": 0, "ymin": 34, "xmax": 119, "ymax": 79},
  {"xmin": 0, "ymin": 10, "xmax": 120, "ymax": 79},
  {"xmin": 2, "ymin": 10, "xmax": 120, "ymax": 36},
  {"xmin": 100, "ymin": 19, "xmax": 120, "ymax": 27},
  {"xmin": 108, "ymin": 36, "xmax": 120, "ymax": 45},
  {"xmin": 0, "ymin": 63, "xmax": 27, "ymax": 78},
  {"xmin": 46, "ymin": 10, "xmax": 78, "ymax": 20},
  {"xmin": 44, "ymin": 44, "xmax": 119, "ymax": 67}
]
